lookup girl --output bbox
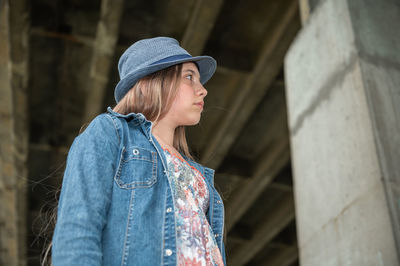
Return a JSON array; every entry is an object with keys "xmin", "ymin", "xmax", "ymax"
[{"xmin": 51, "ymin": 37, "xmax": 226, "ymax": 265}]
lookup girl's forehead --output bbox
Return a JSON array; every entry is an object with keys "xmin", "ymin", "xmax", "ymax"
[{"xmin": 182, "ymin": 62, "xmax": 200, "ymax": 74}]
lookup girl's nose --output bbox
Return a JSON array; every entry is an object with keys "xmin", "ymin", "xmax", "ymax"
[{"xmin": 197, "ymin": 84, "xmax": 208, "ymax": 97}]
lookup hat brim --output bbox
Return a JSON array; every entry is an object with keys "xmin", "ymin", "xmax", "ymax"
[{"xmin": 114, "ymin": 55, "xmax": 216, "ymax": 103}]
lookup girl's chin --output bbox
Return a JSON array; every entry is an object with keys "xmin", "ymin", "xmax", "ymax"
[
  {"xmin": 184, "ymin": 120, "xmax": 201, "ymax": 126},
  {"xmin": 181, "ymin": 117, "xmax": 201, "ymax": 126}
]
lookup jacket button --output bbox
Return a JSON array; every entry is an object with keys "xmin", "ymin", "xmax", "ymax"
[
  {"xmin": 132, "ymin": 148, "xmax": 140, "ymax": 155},
  {"xmin": 216, "ymin": 200, "xmax": 222, "ymax": 204},
  {"xmin": 165, "ymin": 249, "xmax": 172, "ymax": 256},
  {"xmin": 215, "ymin": 233, "xmax": 219, "ymax": 238},
  {"xmin": 166, "ymin": 207, "xmax": 172, "ymax": 213}
]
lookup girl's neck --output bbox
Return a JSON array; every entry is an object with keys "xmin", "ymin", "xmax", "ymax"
[{"xmin": 152, "ymin": 121, "xmax": 176, "ymax": 151}]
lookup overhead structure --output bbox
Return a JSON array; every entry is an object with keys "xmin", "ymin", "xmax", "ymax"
[{"xmin": 1, "ymin": 0, "xmax": 303, "ymax": 265}]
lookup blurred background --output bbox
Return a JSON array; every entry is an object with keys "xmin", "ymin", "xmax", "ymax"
[{"xmin": 1, "ymin": 0, "xmax": 399, "ymax": 265}]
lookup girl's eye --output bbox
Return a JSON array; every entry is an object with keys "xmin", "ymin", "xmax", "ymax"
[{"xmin": 185, "ymin": 74, "xmax": 193, "ymax": 81}]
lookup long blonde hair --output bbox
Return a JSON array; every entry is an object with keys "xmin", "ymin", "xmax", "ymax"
[
  {"xmin": 41, "ymin": 64, "xmax": 196, "ymax": 266},
  {"xmin": 113, "ymin": 64, "xmax": 193, "ymax": 159}
]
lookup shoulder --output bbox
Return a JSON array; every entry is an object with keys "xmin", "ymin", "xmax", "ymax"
[
  {"xmin": 82, "ymin": 114, "xmax": 119, "ymax": 139},
  {"xmin": 185, "ymin": 157, "xmax": 215, "ymax": 185},
  {"xmin": 71, "ymin": 113, "xmax": 121, "ymax": 153}
]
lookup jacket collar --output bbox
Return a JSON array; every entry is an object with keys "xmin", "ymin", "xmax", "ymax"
[
  {"xmin": 107, "ymin": 106, "xmax": 148, "ymax": 120},
  {"xmin": 107, "ymin": 107, "xmax": 153, "ymax": 139},
  {"xmin": 107, "ymin": 107, "xmax": 215, "ymax": 182}
]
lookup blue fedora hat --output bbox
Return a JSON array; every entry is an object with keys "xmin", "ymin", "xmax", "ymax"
[{"xmin": 114, "ymin": 37, "xmax": 217, "ymax": 103}]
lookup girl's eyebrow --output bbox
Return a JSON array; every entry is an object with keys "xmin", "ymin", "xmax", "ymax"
[{"xmin": 182, "ymin": 69, "xmax": 199, "ymax": 77}]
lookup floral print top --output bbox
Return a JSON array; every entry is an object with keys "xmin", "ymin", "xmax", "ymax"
[{"xmin": 163, "ymin": 149, "xmax": 224, "ymax": 266}]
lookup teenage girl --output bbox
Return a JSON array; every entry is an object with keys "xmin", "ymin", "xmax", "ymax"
[{"xmin": 51, "ymin": 37, "xmax": 226, "ymax": 265}]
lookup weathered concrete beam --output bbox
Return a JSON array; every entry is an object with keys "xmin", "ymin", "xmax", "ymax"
[
  {"xmin": 0, "ymin": 4, "xmax": 15, "ymax": 264},
  {"xmin": 29, "ymin": 143, "xmax": 69, "ymax": 154},
  {"xmin": 347, "ymin": 0, "xmax": 400, "ymax": 255},
  {"xmin": 229, "ymin": 195, "xmax": 295, "ymax": 266},
  {"xmin": 30, "ymin": 27, "xmax": 94, "ymax": 46},
  {"xmin": 222, "ymin": 79, "xmax": 291, "ymax": 231},
  {"xmin": 83, "ymin": 0, "xmax": 124, "ymax": 122},
  {"xmin": 200, "ymin": 0, "xmax": 299, "ymax": 169},
  {"xmin": 285, "ymin": 0, "xmax": 400, "ymax": 264},
  {"xmin": 181, "ymin": 0, "xmax": 224, "ymax": 55},
  {"xmin": 299, "ymin": 0, "xmax": 323, "ymax": 24},
  {"xmin": 269, "ymin": 182, "xmax": 293, "ymax": 192},
  {"xmin": 260, "ymin": 245, "xmax": 298, "ymax": 266},
  {"xmin": 0, "ymin": 0, "xmax": 29, "ymax": 265},
  {"xmin": 225, "ymin": 137, "xmax": 290, "ymax": 232},
  {"xmin": 298, "ymin": 0, "xmax": 311, "ymax": 24}
]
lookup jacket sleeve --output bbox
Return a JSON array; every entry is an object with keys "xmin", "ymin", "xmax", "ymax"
[{"xmin": 52, "ymin": 114, "xmax": 120, "ymax": 265}]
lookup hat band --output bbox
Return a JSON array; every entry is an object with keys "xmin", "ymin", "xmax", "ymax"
[{"xmin": 151, "ymin": 54, "xmax": 192, "ymax": 65}]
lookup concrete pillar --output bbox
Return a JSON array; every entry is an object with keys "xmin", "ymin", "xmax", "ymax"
[
  {"xmin": 285, "ymin": 0, "xmax": 400, "ymax": 265},
  {"xmin": 298, "ymin": 0, "xmax": 320, "ymax": 24},
  {"xmin": 0, "ymin": 0, "xmax": 29, "ymax": 265}
]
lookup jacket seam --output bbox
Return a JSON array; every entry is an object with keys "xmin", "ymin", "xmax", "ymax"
[
  {"xmin": 105, "ymin": 113, "xmax": 121, "ymax": 145},
  {"xmin": 160, "ymin": 186, "xmax": 167, "ymax": 266},
  {"xmin": 121, "ymin": 189, "xmax": 135, "ymax": 266}
]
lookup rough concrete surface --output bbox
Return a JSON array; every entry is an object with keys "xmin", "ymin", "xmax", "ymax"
[
  {"xmin": 300, "ymin": 181, "xmax": 397, "ymax": 266},
  {"xmin": 285, "ymin": 0, "xmax": 399, "ymax": 264},
  {"xmin": 285, "ymin": 0, "xmax": 356, "ymax": 133},
  {"xmin": 349, "ymin": 0, "xmax": 400, "ymax": 252}
]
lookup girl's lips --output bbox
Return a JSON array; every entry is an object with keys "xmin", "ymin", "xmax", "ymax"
[{"xmin": 194, "ymin": 101, "xmax": 204, "ymax": 109}]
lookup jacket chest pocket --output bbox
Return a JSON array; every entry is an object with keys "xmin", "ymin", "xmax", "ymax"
[{"xmin": 115, "ymin": 146, "xmax": 157, "ymax": 189}]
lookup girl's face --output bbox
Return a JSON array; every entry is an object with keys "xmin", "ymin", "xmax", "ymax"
[{"xmin": 165, "ymin": 62, "xmax": 208, "ymax": 127}]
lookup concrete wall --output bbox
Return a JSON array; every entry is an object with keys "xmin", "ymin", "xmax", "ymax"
[
  {"xmin": 0, "ymin": 2, "xmax": 20, "ymax": 264},
  {"xmin": 347, "ymin": 0, "xmax": 400, "ymax": 249},
  {"xmin": 0, "ymin": 0, "xmax": 29, "ymax": 265},
  {"xmin": 285, "ymin": 0, "xmax": 400, "ymax": 264}
]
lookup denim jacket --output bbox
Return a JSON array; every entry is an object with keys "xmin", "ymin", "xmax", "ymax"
[{"xmin": 52, "ymin": 108, "xmax": 226, "ymax": 265}]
